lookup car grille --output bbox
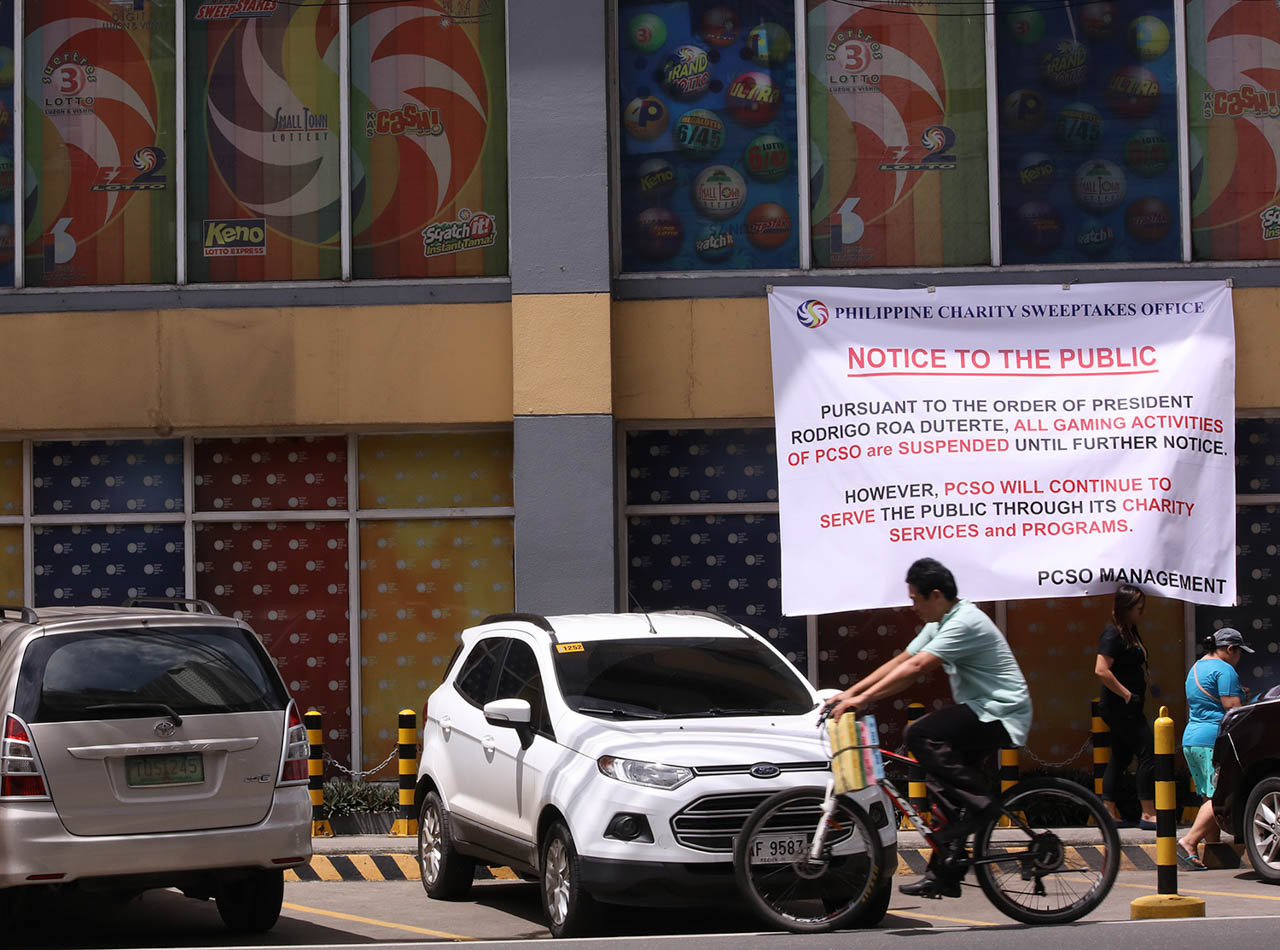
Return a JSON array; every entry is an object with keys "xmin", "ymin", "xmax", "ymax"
[{"xmin": 670, "ymin": 792, "xmax": 777, "ymax": 853}]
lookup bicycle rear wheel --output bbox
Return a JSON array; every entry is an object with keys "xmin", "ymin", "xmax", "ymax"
[
  {"xmin": 733, "ymin": 786, "xmax": 885, "ymax": 933},
  {"xmin": 972, "ymin": 776, "xmax": 1119, "ymax": 924}
]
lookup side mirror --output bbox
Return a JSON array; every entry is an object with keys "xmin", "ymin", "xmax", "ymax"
[
  {"xmin": 815, "ymin": 688, "xmax": 841, "ymax": 703},
  {"xmin": 484, "ymin": 698, "xmax": 532, "ymax": 727}
]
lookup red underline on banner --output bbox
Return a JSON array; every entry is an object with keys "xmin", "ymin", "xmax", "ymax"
[{"xmin": 846, "ymin": 371, "xmax": 1162, "ymax": 378}]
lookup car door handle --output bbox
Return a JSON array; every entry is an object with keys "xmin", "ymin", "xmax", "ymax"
[
  {"xmin": 481, "ymin": 735, "xmax": 496, "ymax": 754},
  {"xmin": 440, "ymin": 716, "xmax": 453, "ymax": 739}
]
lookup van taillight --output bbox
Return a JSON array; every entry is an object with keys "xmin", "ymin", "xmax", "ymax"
[
  {"xmin": 1, "ymin": 714, "xmax": 49, "ymax": 799},
  {"xmin": 278, "ymin": 702, "xmax": 309, "ymax": 786}
]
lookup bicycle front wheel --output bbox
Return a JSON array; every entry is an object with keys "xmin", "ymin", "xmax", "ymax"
[
  {"xmin": 972, "ymin": 776, "xmax": 1119, "ymax": 924},
  {"xmin": 733, "ymin": 786, "xmax": 886, "ymax": 933}
]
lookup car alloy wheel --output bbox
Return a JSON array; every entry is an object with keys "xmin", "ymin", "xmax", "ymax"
[
  {"xmin": 419, "ymin": 800, "xmax": 443, "ymax": 886},
  {"xmin": 543, "ymin": 836, "xmax": 570, "ymax": 927},
  {"xmin": 1251, "ymin": 788, "xmax": 1280, "ymax": 870}
]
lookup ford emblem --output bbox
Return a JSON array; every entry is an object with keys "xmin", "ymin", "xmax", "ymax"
[{"xmin": 749, "ymin": 763, "xmax": 781, "ymax": 779}]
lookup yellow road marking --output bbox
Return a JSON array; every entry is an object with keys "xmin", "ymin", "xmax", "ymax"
[
  {"xmin": 1114, "ymin": 881, "xmax": 1280, "ymax": 901},
  {"xmin": 900, "ymin": 910, "xmax": 995, "ymax": 927},
  {"xmin": 347, "ymin": 854, "xmax": 385, "ymax": 881},
  {"xmin": 282, "ymin": 901, "xmax": 475, "ymax": 940},
  {"xmin": 390, "ymin": 853, "xmax": 422, "ymax": 879},
  {"xmin": 310, "ymin": 856, "xmax": 343, "ymax": 882}
]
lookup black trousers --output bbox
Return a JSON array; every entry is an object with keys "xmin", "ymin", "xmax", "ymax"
[
  {"xmin": 1100, "ymin": 703, "xmax": 1155, "ymax": 804},
  {"xmin": 905, "ymin": 703, "xmax": 1012, "ymax": 816}
]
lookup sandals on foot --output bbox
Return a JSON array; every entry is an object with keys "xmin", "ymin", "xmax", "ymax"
[{"xmin": 1176, "ymin": 843, "xmax": 1208, "ymax": 870}]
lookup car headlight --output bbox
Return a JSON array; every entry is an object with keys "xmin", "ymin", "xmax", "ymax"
[{"xmin": 598, "ymin": 755, "xmax": 693, "ymax": 790}]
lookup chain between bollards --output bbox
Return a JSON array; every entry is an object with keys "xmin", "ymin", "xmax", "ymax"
[{"xmin": 389, "ymin": 709, "xmax": 419, "ymax": 837}]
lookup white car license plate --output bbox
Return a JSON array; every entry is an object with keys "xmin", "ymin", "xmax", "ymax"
[{"xmin": 749, "ymin": 833, "xmax": 811, "ymax": 864}]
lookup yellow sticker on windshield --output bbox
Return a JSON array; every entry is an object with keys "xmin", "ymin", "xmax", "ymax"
[{"xmin": 556, "ymin": 642, "xmax": 584, "ymax": 653}]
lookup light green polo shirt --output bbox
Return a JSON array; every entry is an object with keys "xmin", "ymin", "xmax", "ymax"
[{"xmin": 906, "ymin": 599, "xmax": 1033, "ymax": 747}]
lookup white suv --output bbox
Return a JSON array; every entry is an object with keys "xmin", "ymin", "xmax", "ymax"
[
  {"xmin": 0, "ymin": 601, "xmax": 312, "ymax": 934},
  {"xmin": 414, "ymin": 611, "xmax": 896, "ymax": 937}
]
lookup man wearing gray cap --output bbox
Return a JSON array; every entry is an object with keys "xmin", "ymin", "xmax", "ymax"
[{"xmin": 1177, "ymin": 627, "xmax": 1253, "ymax": 869}]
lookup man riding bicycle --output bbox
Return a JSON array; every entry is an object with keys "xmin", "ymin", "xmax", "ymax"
[{"xmin": 825, "ymin": 557, "xmax": 1033, "ymax": 899}]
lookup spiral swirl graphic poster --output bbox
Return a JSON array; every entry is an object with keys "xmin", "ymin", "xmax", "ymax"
[
  {"xmin": 350, "ymin": 0, "xmax": 506, "ymax": 279},
  {"xmin": 22, "ymin": 0, "xmax": 176, "ymax": 287},
  {"xmin": 187, "ymin": 0, "xmax": 341, "ymax": 281},
  {"xmin": 1186, "ymin": 0, "xmax": 1280, "ymax": 260},
  {"xmin": 806, "ymin": 1, "xmax": 989, "ymax": 268}
]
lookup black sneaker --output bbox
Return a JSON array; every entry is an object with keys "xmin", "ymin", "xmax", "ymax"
[{"xmin": 898, "ymin": 873, "xmax": 962, "ymax": 899}]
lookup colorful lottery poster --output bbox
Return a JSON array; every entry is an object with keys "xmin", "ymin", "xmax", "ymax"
[
  {"xmin": 350, "ymin": 1, "xmax": 507, "ymax": 279},
  {"xmin": 23, "ymin": 0, "xmax": 176, "ymax": 286},
  {"xmin": 995, "ymin": 1, "xmax": 1181, "ymax": 264},
  {"xmin": 617, "ymin": 1, "xmax": 800, "ymax": 271},
  {"xmin": 0, "ymin": 0, "xmax": 13, "ymax": 285},
  {"xmin": 187, "ymin": 0, "xmax": 340, "ymax": 281},
  {"xmin": 806, "ymin": 2, "xmax": 989, "ymax": 268},
  {"xmin": 1187, "ymin": 1, "xmax": 1280, "ymax": 260}
]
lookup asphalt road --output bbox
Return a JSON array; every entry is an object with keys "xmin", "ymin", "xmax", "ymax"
[{"xmin": 10, "ymin": 865, "xmax": 1280, "ymax": 948}]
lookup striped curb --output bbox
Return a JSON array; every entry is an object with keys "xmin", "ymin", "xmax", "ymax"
[{"xmin": 286, "ymin": 844, "xmax": 1244, "ymax": 883}]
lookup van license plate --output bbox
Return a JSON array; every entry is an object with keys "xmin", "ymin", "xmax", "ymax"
[
  {"xmin": 125, "ymin": 752, "xmax": 204, "ymax": 787},
  {"xmin": 749, "ymin": 833, "xmax": 811, "ymax": 864}
]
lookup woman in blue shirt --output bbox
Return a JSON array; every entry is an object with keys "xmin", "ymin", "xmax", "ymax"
[{"xmin": 1177, "ymin": 627, "xmax": 1252, "ymax": 870}]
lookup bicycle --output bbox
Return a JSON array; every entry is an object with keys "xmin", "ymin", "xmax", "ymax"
[{"xmin": 732, "ymin": 709, "xmax": 1120, "ymax": 932}]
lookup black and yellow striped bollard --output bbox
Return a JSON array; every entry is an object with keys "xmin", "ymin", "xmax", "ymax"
[
  {"xmin": 997, "ymin": 747, "xmax": 1019, "ymax": 827},
  {"xmin": 1090, "ymin": 697, "xmax": 1110, "ymax": 800},
  {"xmin": 306, "ymin": 710, "xmax": 332, "ymax": 838},
  {"xmin": 903, "ymin": 702, "xmax": 929, "ymax": 829},
  {"xmin": 389, "ymin": 709, "xmax": 419, "ymax": 837},
  {"xmin": 1130, "ymin": 706, "xmax": 1204, "ymax": 919}
]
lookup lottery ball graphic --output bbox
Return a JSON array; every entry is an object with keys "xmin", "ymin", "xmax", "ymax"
[
  {"xmin": 1076, "ymin": 217, "xmax": 1116, "ymax": 258},
  {"xmin": 632, "ymin": 207, "xmax": 684, "ymax": 260},
  {"xmin": 662, "ymin": 44, "xmax": 712, "ymax": 102},
  {"xmin": 1015, "ymin": 200, "xmax": 1064, "ymax": 255},
  {"xmin": 675, "ymin": 108, "xmax": 726, "ymax": 157},
  {"xmin": 1039, "ymin": 39, "xmax": 1090, "ymax": 92},
  {"xmin": 726, "ymin": 71, "xmax": 782, "ymax": 128},
  {"xmin": 1125, "ymin": 196, "xmax": 1172, "ymax": 243},
  {"xmin": 1124, "ymin": 129, "xmax": 1171, "ymax": 177},
  {"xmin": 1016, "ymin": 152, "xmax": 1055, "ymax": 195},
  {"xmin": 746, "ymin": 22, "xmax": 792, "ymax": 65},
  {"xmin": 744, "ymin": 133, "xmax": 790, "ymax": 182},
  {"xmin": 1006, "ymin": 5, "xmax": 1045, "ymax": 45},
  {"xmin": 1001, "ymin": 89, "xmax": 1048, "ymax": 134},
  {"xmin": 1073, "ymin": 159, "xmax": 1127, "ymax": 212},
  {"xmin": 745, "ymin": 202, "xmax": 791, "ymax": 249},
  {"xmin": 636, "ymin": 157, "xmax": 677, "ymax": 203},
  {"xmin": 1128, "ymin": 16, "xmax": 1170, "ymax": 61},
  {"xmin": 694, "ymin": 222, "xmax": 735, "ymax": 261},
  {"xmin": 1105, "ymin": 65, "xmax": 1160, "ymax": 120},
  {"xmin": 691, "ymin": 165, "xmax": 747, "ymax": 220},
  {"xmin": 1080, "ymin": 1, "xmax": 1117, "ymax": 41},
  {"xmin": 699, "ymin": 6, "xmax": 739, "ymax": 49},
  {"xmin": 1054, "ymin": 102, "xmax": 1103, "ymax": 153},
  {"xmin": 624, "ymin": 96, "xmax": 669, "ymax": 141},
  {"xmin": 627, "ymin": 13, "xmax": 667, "ymax": 54}
]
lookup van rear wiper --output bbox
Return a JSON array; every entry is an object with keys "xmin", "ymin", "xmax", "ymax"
[{"xmin": 85, "ymin": 702, "xmax": 183, "ymax": 726}]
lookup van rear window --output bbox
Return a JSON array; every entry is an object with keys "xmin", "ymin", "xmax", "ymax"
[{"xmin": 15, "ymin": 627, "xmax": 289, "ymax": 723}]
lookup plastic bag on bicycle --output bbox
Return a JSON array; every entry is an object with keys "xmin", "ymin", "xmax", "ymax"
[{"xmin": 827, "ymin": 712, "xmax": 885, "ymax": 795}]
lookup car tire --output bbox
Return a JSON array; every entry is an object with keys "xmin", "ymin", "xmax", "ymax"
[
  {"xmin": 1243, "ymin": 775, "xmax": 1280, "ymax": 883},
  {"xmin": 540, "ymin": 820, "xmax": 595, "ymax": 938},
  {"xmin": 215, "ymin": 868, "xmax": 284, "ymax": 933},
  {"xmin": 418, "ymin": 790, "xmax": 476, "ymax": 900}
]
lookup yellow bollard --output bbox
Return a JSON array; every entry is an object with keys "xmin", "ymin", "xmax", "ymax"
[
  {"xmin": 1131, "ymin": 706, "xmax": 1205, "ymax": 919},
  {"xmin": 1090, "ymin": 698, "xmax": 1110, "ymax": 799},
  {"xmin": 389, "ymin": 709, "xmax": 419, "ymax": 837},
  {"xmin": 997, "ymin": 747, "xmax": 1019, "ymax": 828},
  {"xmin": 902, "ymin": 702, "xmax": 929, "ymax": 829},
  {"xmin": 306, "ymin": 710, "xmax": 333, "ymax": 838}
]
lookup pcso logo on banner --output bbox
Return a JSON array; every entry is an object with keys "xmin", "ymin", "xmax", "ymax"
[{"xmin": 796, "ymin": 299, "xmax": 829, "ymax": 329}]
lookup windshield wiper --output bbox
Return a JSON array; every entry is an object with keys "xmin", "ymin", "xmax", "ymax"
[
  {"xmin": 85, "ymin": 702, "xmax": 183, "ymax": 726},
  {"xmin": 575, "ymin": 706, "xmax": 667, "ymax": 720},
  {"xmin": 683, "ymin": 706, "xmax": 790, "ymax": 718}
]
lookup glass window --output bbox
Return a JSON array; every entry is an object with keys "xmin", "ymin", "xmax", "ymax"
[
  {"xmin": 358, "ymin": 432, "xmax": 513, "ymax": 509},
  {"xmin": 552, "ymin": 636, "xmax": 813, "ymax": 719},
  {"xmin": 33, "ymin": 439, "xmax": 183, "ymax": 515},
  {"xmin": 0, "ymin": 442, "xmax": 21, "ymax": 514},
  {"xmin": 23, "ymin": 0, "xmax": 177, "ymax": 286},
  {"xmin": 806, "ymin": 0, "xmax": 990, "ymax": 267},
  {"xmin": 194, "ymin": 435, "xmax": 348, "ymax": 511},
  {"xmin": 350, "ymin": 0, "xmax": 507, "ymax": 278},
  {"xmin": 1187, "ymin": 1, "xmax": 1280, "ymax": 259},
  {"xmin": 995, "ymin": 1, "xmax": 1181, "ymax": 263},
  {"xmin": 186, "ymin": 0, "xmax": 341, "ymax": 281},
  {"xmin": 33, "ymin": 523, "xmax": 185, "ymax": 605},
  {"xmin": 453, "ymin": 636, "xmax": 505, "ymax": 706},
  {"xmin": 617, "ymin": 0, "xmax": 801, "ymax": 270},
  {"xmin": 16, "ymin": 626, "xmax": 288, "ymax": 723},
  {"xmin": 496, "ymin": 639, "xmax": 548, "ymax": 735},
  {"xmin": 0, "ymin": 526, "xmax": 22, "ymax": 604},
  {"xmin": 625, "ymin": 428, "xmax": 777, "ymax": 504},
  {"xmin": 0, "ymin": 0, "xmax": 13, "ymax": 286}
]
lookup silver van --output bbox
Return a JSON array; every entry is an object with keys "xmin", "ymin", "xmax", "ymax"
[{"xmin": 0, "ymin": 601, "xmax": 311, "ymax": 932}]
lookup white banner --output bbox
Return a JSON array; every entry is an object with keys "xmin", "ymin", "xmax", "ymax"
[{"xmin": 768, "ymin": 281, "xmax": 1236, "ymax": 615}]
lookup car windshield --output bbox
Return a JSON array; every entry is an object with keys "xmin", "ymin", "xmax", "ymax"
[{"xmin": 553, "ymin": 636, "xmax": 813, "ymax": 720}]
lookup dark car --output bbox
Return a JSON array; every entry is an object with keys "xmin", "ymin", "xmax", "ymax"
[{"xmin": 1212, "ymin": 686, "xmax": 1280, "ymax": 882}]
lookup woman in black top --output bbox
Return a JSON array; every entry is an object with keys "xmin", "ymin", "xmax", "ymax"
[{"xmin": 1094, "ymin": 584, "xmax": 1156, "ymax": 828}]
